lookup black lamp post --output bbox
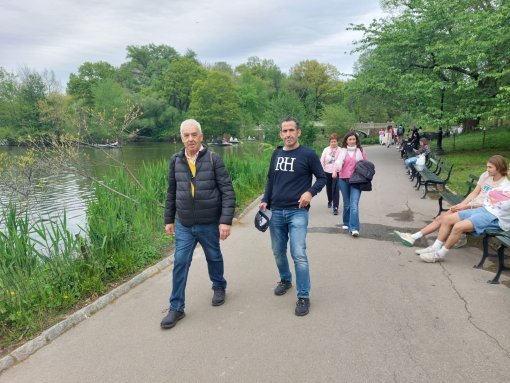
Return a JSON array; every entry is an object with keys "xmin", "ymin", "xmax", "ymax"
[{"xmin": 435, "ymin": 86, "xmax": 445, "ymax": 155}]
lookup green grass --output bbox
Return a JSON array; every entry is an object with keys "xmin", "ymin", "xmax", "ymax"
[{"xmin": 428, "ymin": 127, "xmax": 510, "ymax": 193}]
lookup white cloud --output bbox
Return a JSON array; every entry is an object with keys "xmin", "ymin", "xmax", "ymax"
[{"xmin": 0, "ymin": 0, "xmax": 386, "ymax": 85}]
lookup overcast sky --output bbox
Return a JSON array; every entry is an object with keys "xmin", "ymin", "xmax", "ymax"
[{"xmin": 0, "ymin": 0, "xmax": 386, "ymax": 87}]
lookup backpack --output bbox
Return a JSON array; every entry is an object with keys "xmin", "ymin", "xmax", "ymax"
[{"xmin": 397, "ymin": 127, "xmax": 403, "ymax": 135}]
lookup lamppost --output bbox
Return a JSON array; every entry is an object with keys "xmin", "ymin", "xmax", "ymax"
[{"xmin": 435, "ymin": 85, "xmax": 445, "ymax": 155}]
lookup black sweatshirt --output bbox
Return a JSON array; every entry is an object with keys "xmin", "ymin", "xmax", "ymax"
[{"xmin": 262, "ymin": 145, "xmax": 326, "ymax": 209}]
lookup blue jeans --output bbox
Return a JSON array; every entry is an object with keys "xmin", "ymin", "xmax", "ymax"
[
  {"xmin": 269, "ymin": 208, "xmax": 310, "ymax": 298},
  {"xmin": 338, "ymin": 179, "xmax": 362, "ymax": 232},
  {"xmin": 404, "ymin": 156, "xmax": 418, "ymax": 169},
  {"xmin": 169, "ymin": 221, "xmax": 227, "ymax": 311}
]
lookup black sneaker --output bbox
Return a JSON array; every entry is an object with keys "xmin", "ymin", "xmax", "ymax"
[
  {"xmin": 160, "ymin": 309, "xmax": 185, "ymax": 329},
  {"xmin": 327, "ymin": 201, "xmax": 332, "ymax": 208},
  {"xmin": 295, "ymin": 298, "xmax": 310, "ymax": 316},
  {"xmin": 274, "ymin": 281, "xmax": 292, "ymax": 296},
  {"xmin": 333, "ymin": 208, "xmax": 338, "ymax": 215},
  {"xmin": 212, "ymin": 287, "xmax": 226, "ymax": 306}
]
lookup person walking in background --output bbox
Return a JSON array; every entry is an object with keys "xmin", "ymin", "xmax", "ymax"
[
  {"xmin": 385, "ymin": 125, "xmax": 394, "ymax": 147},
  {"xmin": 259, "ymin": 117, "xmax": 325, "ymax": 316},
  {"xmin": 320, "ymin": 133, "xmax": 340, "ymax": 215},
  {"xmin": 418, "ymin": 183, "xmax": 510, "ymax": 263},
  {"xmin": 161, "ymin": 119, "xmax": 235, "ymax": 329},
  {"xmin": 396, "ymin": 125, "xmax": 405, "ymax": 145},
  {"xmin": 395, "ymin": 155, "xmax": 509, "ymax": 253},
  {"xmin": 333, "ymin": 132, "xmax": 367, "ymax": 237},
  {"xmin": 378, "ymin": 128, "xmax": 386, "ymax": 145}
]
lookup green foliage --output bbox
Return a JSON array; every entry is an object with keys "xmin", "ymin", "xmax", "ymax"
[
  {"xmin": 160, "ymin": 57, "xmax": 207, "ymax": 113},
  {"xmin": 320, "ymin": 104, "xmax": 357, "ymax": 135},
  {"xmin": 67, "ymin": 62, "xmax": 116, "ymax": 106},
  {"xmin": 261, "ymin": 92, "xmax": 308, "ymax": 144},
  {"xmin": 188, "ymin": 72, "xmax": 241, "ymax": 139},
  {"xmin": 287, "ymin": 60, "xmax": 340, "ymax": 119},
  {"xmin": 350, "ymin": 0, "xmax": 510, "ymax": 128}
]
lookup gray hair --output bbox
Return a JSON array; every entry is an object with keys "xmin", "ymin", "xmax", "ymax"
[{"xmin": 180, "ymin": 119, "xmax": 202, "ymax": 135}]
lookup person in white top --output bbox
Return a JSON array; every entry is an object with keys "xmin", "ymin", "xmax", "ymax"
[
  {"xmin": 419, "ymin": 181, "xmax": 510, "ymax": 263},
  {"xmin": 320, "ymin": 133, "xmax": 340, "ymax": 215},
  {"xmin": 395, "ymin": 155, "xmax": 509, "ymax": 251}
]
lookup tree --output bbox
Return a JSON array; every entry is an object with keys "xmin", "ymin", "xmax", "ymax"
[
  {"xmin": 88, "ymin": 78, "xmax": 130, "ymax": 140},
  {"xmin": 160, "ymin": 57, "xmax": 207, "ymax": 113},
  {"xmin": 235, "ymin": 57, "xmax": 285, "ymax": 98},
  {"xmin": 117, "ymin": 44, "xmax": 180, "ymax": 92},
  {"xmin": 188, "ymin": 72, "xmax": 241, "ymax": 139},
  {"xmin": 237, "ymin": 72, "xmax": 270, "ymax": 127},
  {"xmin": 262, "ymin": 92, "xmax": 308, "ymax": 144},
  {"xmin": 351, "ymin": 0, "xmax": 510, "ymax": 129},
  {"xmin": 67, "ymin": 61, "xmax": 116, "ymax": 106},
  {"xmin": 287, "ymin": 60, "xmax": 340, "ymax": 119}
]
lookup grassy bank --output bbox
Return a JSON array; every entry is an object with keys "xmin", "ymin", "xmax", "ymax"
[
  {"xmin": 429, "ymin": 127, "xmax": 510, "ymax": 193},
  {"xmin": 0, "ymin": 147, "xmax": 273, "ymax": 355}
]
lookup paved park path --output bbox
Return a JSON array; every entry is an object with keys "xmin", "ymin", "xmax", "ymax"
[{"xmin": 2, "ymin": 144, "xmax": 510, "ymax": 382}]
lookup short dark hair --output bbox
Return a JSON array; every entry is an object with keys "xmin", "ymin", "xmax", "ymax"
[{"xmin": 280, "ymin": 116, "xmax": 300, "ymax": 131}]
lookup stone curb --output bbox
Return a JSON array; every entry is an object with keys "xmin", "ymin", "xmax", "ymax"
[{"xmin": 0, "ymin": 198, "xmax": 259, "ymax": 375}]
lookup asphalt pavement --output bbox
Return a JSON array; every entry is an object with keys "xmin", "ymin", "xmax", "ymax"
[{"xmin": 2, "ymin": 144, "xmax": 510, "ymax": 383}]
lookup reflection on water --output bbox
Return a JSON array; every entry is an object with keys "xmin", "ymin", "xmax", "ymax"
[{"xmin": 0, "ymin": 142, "xmax": 253, "ymax": 234}]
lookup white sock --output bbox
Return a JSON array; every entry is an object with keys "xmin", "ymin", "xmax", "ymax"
[
  {"xmin": 432, "ymin": 240, "xmax": 443, "ymax": 250},
  {"xmin": 437, "ymin": 246, "xmax": 449, "ymax": 258},
  {"xmin": 411, "ymin": 232, "xmax": 423, "ymax": 240}
]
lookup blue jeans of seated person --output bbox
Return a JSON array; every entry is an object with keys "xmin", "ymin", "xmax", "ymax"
[
  {"xmin": 404, "ymin": 156, "xmax": 418, "ymax": 169},
  {"xmin": 339, "ymin": 178, "xmax": 362, "ymax": 232},
  {"xmin": 169, "ymin": 221, "xmax": 227, "ymax": 312},
  {"xmin": 269, "ymin": 208, "xmax": 310, "ymax": 298}
]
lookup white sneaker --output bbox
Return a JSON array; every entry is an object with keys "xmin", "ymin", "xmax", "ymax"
[
  {"xmin": 394, "ymin": 231, "xmax": 415, "ymax": 247},
  {"xmin": 453, "ymin": 234, "xmax": 467, "ymax": 249},
  {"xmin": 342, "ymin": 225, "xmax": 349, "ymax": 230},
  {"xmin": 351, "ymin": 230, "xmax": 359, "ymax": 237},
  {"xmin": 415, "ymin": 246, "xmax": 435, "ymax": 255},
  {"xmin": 419, "ymin": 250, "xmax": 445, "ymax": 263}
]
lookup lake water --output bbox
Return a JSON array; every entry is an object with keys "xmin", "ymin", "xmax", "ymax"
[{"xmin": 0, "ymin": 142, "xmax": 250, "ymax": 234}]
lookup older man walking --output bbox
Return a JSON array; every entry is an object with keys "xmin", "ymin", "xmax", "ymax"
[{"xmin": 161, "ymin": 119, "xmax": 235, "ymax": 329}]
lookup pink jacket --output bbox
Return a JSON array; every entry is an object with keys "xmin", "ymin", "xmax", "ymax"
[{"xmin": 335, "ymin": 147, "xmax": 367, "ymax": 179}]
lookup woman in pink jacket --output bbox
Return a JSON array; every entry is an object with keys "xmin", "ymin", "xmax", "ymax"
[{"xmin": 333, "ymin": 132, "xmax": 367, "ymax": 237}]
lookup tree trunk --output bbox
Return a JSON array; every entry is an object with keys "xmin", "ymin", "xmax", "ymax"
[{"xmin": 461, "ymin": 118, "xmax": 479, "ymax": 132}]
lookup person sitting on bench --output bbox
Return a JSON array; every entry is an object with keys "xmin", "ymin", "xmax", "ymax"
[
  {"xmin": 394, "ymin": 155, "xmax": 509, "ymax": 252},
  {"xmin": 404, "ymin": 137, "xmax": 430, "ymax": 172},
  {"xmin": 418, "ymin": 182, "xmax": 510, "ymax": 263}
]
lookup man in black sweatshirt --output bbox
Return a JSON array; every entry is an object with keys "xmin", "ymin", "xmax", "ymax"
[{"xmin": 259, "ymin": 117, "xmax": 326, "ymax": 316}]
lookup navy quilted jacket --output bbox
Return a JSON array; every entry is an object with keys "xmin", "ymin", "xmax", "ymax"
[{"xmin": 164, "ymin": 147, "xmax": 235, "ymax": 226}]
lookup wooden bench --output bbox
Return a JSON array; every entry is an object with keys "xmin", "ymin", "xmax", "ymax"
[
  {"xmin": 473, "ymin": 229, "xmax": 510, "ymax": 284},
  {"xmin": 416, "ymin": 158, "xmax": 453, "ymax": 199},
  {"xmin": 436, "ymin": 174, "xmax": 478, "ymax": 217}
]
